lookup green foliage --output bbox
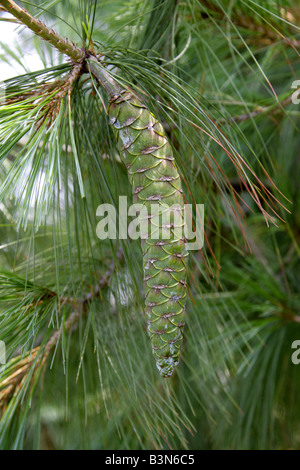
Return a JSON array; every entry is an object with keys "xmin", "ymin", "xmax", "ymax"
[{"xmin": 0, "ymin": 0, "xmax": 299, "ymax": 450}]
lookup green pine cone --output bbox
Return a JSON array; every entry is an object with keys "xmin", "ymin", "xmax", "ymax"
[{"xmin": 108, "ymin": 90, "xmax": 188, "ymax": 378}]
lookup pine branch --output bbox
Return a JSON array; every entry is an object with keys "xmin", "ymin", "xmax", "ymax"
[
  {"xmin": 0, "ymin": 2, "xmax": 120, "ymax": 99},
  {"xmin": 0, "ymin": 247, "xmax": 124, "ymax": 411},
  {"xmin": 0, "ymin": 0, "xmax": 85, "ymax": 62},
  {"xmin": 5, "ymin": 63, "xmax": 84, "ymax": 130},
  {"xmin": 199, "ymin": 1, "xmax": 300, "ymax": 48},
  {"xmin": 220, "ymin": 94, "xmax": 295, "ymax": 124},
  {"xmin": 59, "ymin": 246, "xmax": 124, "ymax": 311}
]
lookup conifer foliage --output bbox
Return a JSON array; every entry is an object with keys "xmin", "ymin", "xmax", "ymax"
[{"xmin": 0, "ymin": 0, "xmax": 299, "ymax": 450}]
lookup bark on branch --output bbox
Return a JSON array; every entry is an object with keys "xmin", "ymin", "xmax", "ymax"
[{"xmin": 0, "ymin": 0, "xmax": 85, "ymax": 62}]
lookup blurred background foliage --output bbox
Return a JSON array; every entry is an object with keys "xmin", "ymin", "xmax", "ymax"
[{"xmin": 0, "ymin": 0, "xmax": 299, "ymax": 449}]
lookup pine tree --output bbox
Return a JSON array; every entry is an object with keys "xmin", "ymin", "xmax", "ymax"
[{"xmin": 0, "ymin": 0, "xmax": 299, "ymax": 450}]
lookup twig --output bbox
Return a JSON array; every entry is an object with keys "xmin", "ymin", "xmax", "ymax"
[
  {"xmin": 6, "ymin": 61, "xmax": 86, "ymax": 130},
  {"xmin": 0, "ymin": 0, "xmax": 85, "ymax": 62},
  {"xmin": 0, "ymin": 247, "xmax": 123, "ymax": 409},
  {"xmin": 46, "ymin": 246, "xmax": 123, "ymax": 353},
  {"xmin": 199, "ymin": 1, "xmax": 300, "ymax": 49},
  {"xmin": 0, "ymin": 1, "xmax": 121, "ymax": 95},
  {"xmin": 0, "ymin": 1, "xmax": 121, "ymax": 117},
  {"xmin": 219, "ymin": 94, "xmax": 294, "ymax": 125},
  {"xmin": 60, "ymin": 246, "xmax": 123, "ymax": 308}
]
